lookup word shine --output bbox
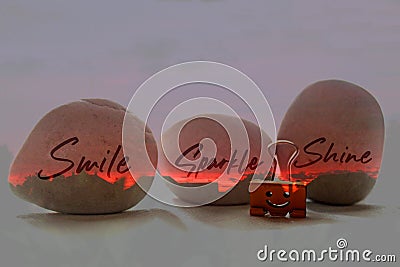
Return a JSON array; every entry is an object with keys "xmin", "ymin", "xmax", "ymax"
[
  {"xmin": 175, "ymin": 143, "xmax": 264, "ymax": 177},
  {"xmin": 294, "ymin": 137, "xmax": 373, "ymax": 168},
  {"xmin": 37, "ymin": 137, "xmax": 130, "ymax": 180}
]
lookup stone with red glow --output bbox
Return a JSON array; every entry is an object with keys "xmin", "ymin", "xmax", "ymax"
[
  {"xmin": 158, "ymin": 114, "xmax": 273, "ymax": 205},
  {"xmin": 9, "ymin": 99, "xmax": 157, "ymax": 214},
  {"xmin": 278, "ymin": 80, "xmax": 384, "ymax": 205}
]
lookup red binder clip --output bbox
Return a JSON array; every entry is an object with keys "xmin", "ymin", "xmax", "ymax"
[{"xmin": 249, "ymin": 140, "xmax": 307, "ymax": 218}]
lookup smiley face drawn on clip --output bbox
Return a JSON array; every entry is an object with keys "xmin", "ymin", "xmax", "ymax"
[{"xmin": 250, "ymin": 181, "xmax": 306, "ymax": 218}]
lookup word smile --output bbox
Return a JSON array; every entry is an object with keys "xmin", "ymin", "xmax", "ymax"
[{"xmin": 37, "ymin": 137, "xmax": 130, "ymax": 180}]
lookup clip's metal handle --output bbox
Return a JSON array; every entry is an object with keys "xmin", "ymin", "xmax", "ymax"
[{"xmin": 267, "ymin": 140, "xmax": 299, "ymax": 182}]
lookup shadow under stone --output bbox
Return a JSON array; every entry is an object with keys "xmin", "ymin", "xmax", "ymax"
[
  {"xmin": 307, "ymin": 202, "xmax": 385, "ymax": 218},
  {"xmin": 18, "ymin": 208, "xmax": 186, "ymax": 234}
]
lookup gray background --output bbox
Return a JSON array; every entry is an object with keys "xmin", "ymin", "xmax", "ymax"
[{"xmin": 1, "ymin": 1, "xmax": 399, "ymax": 266}]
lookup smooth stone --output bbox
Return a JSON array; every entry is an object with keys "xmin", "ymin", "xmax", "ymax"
[
  {"xmin": 159, "ymin": 114, "xmax": 273, "ymax": 205},
  {"xmin": 9, "ymin": 99, "xmax": 157, "ymax": 214},
  {"xmin": 278, "ymin": 80, "xmax": 384, "ymax": 205},
  {"xmin": 307, "ymin": 172, "xmax": 376, "ymax": 205}
]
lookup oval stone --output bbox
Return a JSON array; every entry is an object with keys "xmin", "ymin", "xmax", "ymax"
[
  {"xmin": 278, "ymin": 80, "xmax": 384, "ymax": 205},
  {"xmin": 158, "ymin": 114, "xmax": 273, "ymax": 205},
  {"xmin": 9, "ymin": 99, "xmax": 157, "ymax": 214}
]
